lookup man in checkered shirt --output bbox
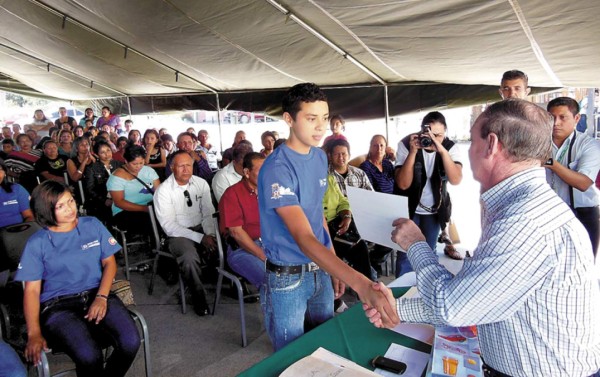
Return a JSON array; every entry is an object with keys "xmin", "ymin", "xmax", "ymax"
[{"xmin": 366, "ymin": 99, "xmax": 600, "ymax": 377}]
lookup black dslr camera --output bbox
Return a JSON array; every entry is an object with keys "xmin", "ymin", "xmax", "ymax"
[{"xmin": 418, "ymin": 125, "xmax": 433, "ymax": 148}]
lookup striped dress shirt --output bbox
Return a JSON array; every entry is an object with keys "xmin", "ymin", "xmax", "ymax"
[{"xmin": 398, "ymin": 168, "xmax": 600, "ymax": 376}]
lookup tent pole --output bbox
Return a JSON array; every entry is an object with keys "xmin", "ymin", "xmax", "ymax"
[
  {"xmin": 216, "ymin": 93, "xmax": 223, "ymax": 153},
  {"xmin": 384, "ymin": 85, "xmax": 390, "ymax": 143},
  {"xmin": 586, "ymin": 89, "xmax": 594, "ymax": 137},
  {"xmin": 127, "ymin": 96, "xmax": 133, "ymax": 120}
]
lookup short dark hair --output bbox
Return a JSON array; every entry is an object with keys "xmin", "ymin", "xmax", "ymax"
[
  {"xmin": 2, "ymin": 138, "xmax": 15, "ymax": 146},
  {"xmin": 547, "ymin": 97, "xmax": 579, "ymax": 116},
  {"xmin": 329, "ymin": 114, "xmax": 345, "ymax": 127},
  {"xmin": 0, "ymin": 160, "xmax": 13, "ymax": 193},
  {"xmin": 243, "ymin": 152, "xmax": 265, "ymax": 170},
  {"xmin": 176, "ymin": 132, "xmax": 195, "ymax": 144},
  {"xmin": 422, "ymin": 111, "xmax": 447, "ymax": 131},
  {"xmin": 261, "ymin": 131, "xmax": 275, "ymax": 142},
  {"xmin": 102, "ymin": 106, "xmax": 110, "ymax": 112},
  {"xmin": 327, "ymin": 138, "xmax": 351, "ymax": 156},
  {"xmin": 501, "ymin": 70, "xmax": 529, "ymax": 87},
  {"xmin": 30, "ymin": 181, "xmax": 72, "ymax": 227},
  {"xmin": 169, "ymin": 150, "xmax": 192, "ymax": 166},
  {"xmin": 160, "ymin": 134, "xmax": 174, "ymax": 143},
  {"xmin": 92, "ymin": 139, "xmax": 111, "ymax": 155},
  {"xmin": 273, "ymin": 138, "xmax": 286, "ymax": 150},
  {"xmin": 233, "ymin": 140, "xmax": 254, "ymax": 163},
  {"xmin": 16, "ymin": 133, "xmax": 33, "ymax": 145},
  {"xmin": 123, "ymin": 144, "xmax": 146, "ymax": 162},
  {"xmin": 282, "ymin": 83, "xmax": 327, "ymax": 120}
]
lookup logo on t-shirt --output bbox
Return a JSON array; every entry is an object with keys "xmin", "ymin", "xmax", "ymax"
[
  {"xmin": 2, "ymin": 200, "xmax": 18, "ymax": 206},
  {"xmin": 271, "ymin": 183, "xmax": 295, "ymax": 199},
  {"xmin": 81, "ymin": 240, "xmax": 100, "ymax": 250},
  {"xmin": 319, "ymin": 178, "xmax": 327, "ymax": 187},
  {"xmin": 108, "ymin": 237, "xmax": 117, "ymax": 246}
]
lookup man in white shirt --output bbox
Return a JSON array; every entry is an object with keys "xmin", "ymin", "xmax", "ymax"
[
  {"xmin": 154, "ymin": 151, "xmax": 217, "ymax": 316},
  {"xmin": 212, "ymin": 140, "xmax": 253, "ymax": 203},
  {"xmin": 545, "ymin": 96, "xmax": 600, "ymax": 258}
]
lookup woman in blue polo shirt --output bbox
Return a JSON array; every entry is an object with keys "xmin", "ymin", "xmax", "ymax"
[
  {"xmin": 0, "ymin": 160, "xmax": 34, "ymax": 227},
  {"xmin": 15, "ymin": 181, "xmax": 140, "ymax": 376}
]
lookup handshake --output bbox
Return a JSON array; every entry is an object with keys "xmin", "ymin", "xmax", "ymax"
[{"xmin": 360, "ymin": 282, "xmax": 400, "ymax": 328}]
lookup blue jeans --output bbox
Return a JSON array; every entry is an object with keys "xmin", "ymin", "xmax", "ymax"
[
  {"xmin": 40, "ymin": 291, "xmax": 140, "ymax": 377},
  {"xmin": 261, "ymin": 265, "xmax": 333, "ymax": 351},
  {"xmin": 0, "ymin": 339, "xmax": 26, "ymax": 377},
  {"xmin": 227, "ymin": 240, "xmax": 266, "ymax": 289},
  {"xmin": 395, "ymin": 213, "xmax": 440, "ymax": 277}
]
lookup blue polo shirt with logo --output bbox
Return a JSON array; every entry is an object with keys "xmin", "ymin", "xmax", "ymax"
[
  {"xmin": 258, "ymin": 144, "xmax": 331, "ymax": 264},
  {"xmin": 0, "ymin": 184, "xmax": 30, "ymax": 227},
  {"xmin": 15, "ymin": 217, "xmax": 121, "ymax": 303}
]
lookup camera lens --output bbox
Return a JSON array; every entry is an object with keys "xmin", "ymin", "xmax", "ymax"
[{"xmin": 419, "ymin": 135, "xmax": 433, "ymax": 147}]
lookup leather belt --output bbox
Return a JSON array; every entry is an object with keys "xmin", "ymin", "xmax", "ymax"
[{"xmin": 266, "ymin": 260, "xmax": 319, "ymax": 274}]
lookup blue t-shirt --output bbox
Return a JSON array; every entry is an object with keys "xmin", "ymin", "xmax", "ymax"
[
  {"xmin": 258, "ymin": 144, "xmax": 331, "ymax": 264},
  {"xmin": 0, "ymin": 184, "xmax": 30, "ymax": 227},
  {"xmin": 15, "ymin": 217, "xmax": 121, "ymax": 303},
  {"xmin": 106, "ymin": 165, "xmax": 158, "ymax": 215}
]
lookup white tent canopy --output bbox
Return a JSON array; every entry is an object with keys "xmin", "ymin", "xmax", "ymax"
[{"xmin": 0, "ymin": 0, "xmax": 598, "ymax": 118}]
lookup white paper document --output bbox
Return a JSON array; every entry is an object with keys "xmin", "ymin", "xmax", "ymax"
[
  {"xmin": 346, "ymin": 186, "xmax": 409, "ymax": 251},
  {"xmin": 280, "ymin": 347, "xmax": 380, "ymax": 377},
  {"xmin": 374, "ymin": 343, "xmax": 430, "ymax": 377}
]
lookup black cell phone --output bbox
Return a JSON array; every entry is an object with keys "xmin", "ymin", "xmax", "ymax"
[{"xmin": 371, "ymin": 356, "xmax": 407, "ymax": 374}]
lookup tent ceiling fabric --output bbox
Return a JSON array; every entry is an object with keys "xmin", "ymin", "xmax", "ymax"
[{"xmin": 0, "ymin": 0, "xmax": 597, "ymax": 118}]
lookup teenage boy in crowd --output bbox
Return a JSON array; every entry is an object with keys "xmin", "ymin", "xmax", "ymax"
[{"xmin": 258, "ymin": 83, "xmax": 397, "ymax": 351}]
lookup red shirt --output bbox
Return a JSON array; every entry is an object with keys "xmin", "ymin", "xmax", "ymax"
[{"xmin": 218, "ymin": 179, "xmax": 261, "ymax": 240}]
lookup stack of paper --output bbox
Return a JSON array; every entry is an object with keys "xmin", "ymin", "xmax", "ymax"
[{"xmin": 280, "ymin": 347, "xmax": 380, "ymax": 377}]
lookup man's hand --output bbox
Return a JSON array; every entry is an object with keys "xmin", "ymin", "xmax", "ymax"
[
  {"xmin": 25, "ymin": 333, "xmax": 48, "ymax": 365},
  {"xmin": 201, "ymin": 235, "xmax": 217, "ymax": 253},
  {"xmin": 356, "ymin": 281, "xmax": 399, "ymax": 328},
  {"xmin": 391, "ymin": 218, "xmax": 425, "ymax": 251},
  {"xmin": 337, "ymin": 216, "xmax": 351, "ymax": 235},
  {"xmin": 362, "ymin": 282, "xmax": 399, "ymax": 328},
  {"xmin": 408, "ymin": 134, "xmax": 421, "ymax": 155},
  {"xmin": 332, "ymin": 277, "xmax": 345, "ymax": 299}
]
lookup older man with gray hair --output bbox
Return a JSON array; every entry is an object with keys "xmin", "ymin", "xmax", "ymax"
[{"xmin": 366, "ymin": 99, "xmax": 600, "ymax": 377}]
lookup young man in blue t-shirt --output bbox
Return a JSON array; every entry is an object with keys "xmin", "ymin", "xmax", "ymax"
[{"xmin": 258, "ymin": 83, "xmax": 399, "ymax": 351}]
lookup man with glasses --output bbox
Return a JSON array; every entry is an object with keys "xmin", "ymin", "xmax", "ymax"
[{"xmin": 154, "ymin": 150, "xmax": 217, "ymax": 316}]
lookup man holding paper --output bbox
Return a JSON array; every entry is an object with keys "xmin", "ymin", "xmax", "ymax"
[{"xmin": 365, "ymin": 99, "xmax": 600, "ymax": 376}]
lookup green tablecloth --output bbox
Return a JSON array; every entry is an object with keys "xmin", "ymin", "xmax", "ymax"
[{"xmin": 239, "ymin": 287, "xmax": 431, "ymax": 377}]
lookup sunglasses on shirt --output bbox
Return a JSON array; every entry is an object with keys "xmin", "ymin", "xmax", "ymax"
[{"xmin": 183, "ymin": 190, "xmax": 192, "ymax": 207}]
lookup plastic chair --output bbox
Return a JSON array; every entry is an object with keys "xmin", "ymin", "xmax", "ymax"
[
  {"xmin": 147, "ymin": 203, "xmax": 187, "ymax": 314},
  {"xmin": 0, "ymin": 221, "xmax": 42, "ymax": 273},
  {"xmin": 211, "ymin": 213, "xmax": 259, "ymax": 347}
]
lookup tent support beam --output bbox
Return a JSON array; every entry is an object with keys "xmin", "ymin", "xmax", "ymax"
[
  {"xmin": 384, "ymin": 85, "xmax": 390, "ymax": 143},
  {"xmin": 30, "ymin": 0, "xmax": 218, "ymax": 95},
  {"xmin": 265, "ymin": 0, "xmax": 386, "ymax": 86},
  {"xmin": 0, "ymin": 42, "xmax": 126, "ymax": 97}
]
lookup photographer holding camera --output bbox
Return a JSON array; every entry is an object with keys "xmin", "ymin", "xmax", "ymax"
[{"xmin": 394, "ymin": 111, "xmax": 463, "ymax": 276}]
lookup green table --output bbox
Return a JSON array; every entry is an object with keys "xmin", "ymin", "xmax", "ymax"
[{"xmin": 239, "ymin": 287, "xmax": 431, "ymax": 376}]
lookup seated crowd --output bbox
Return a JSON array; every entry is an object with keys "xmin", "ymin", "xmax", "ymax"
[{"xmin": 1, "ymin": 71, "xmax": 599, "ymax": 377}]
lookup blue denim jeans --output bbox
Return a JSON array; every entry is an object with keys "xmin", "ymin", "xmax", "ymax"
[
  {"xmin": 40, "ymin": 290, "xmax": 140, "ymax": 377},
  {"xmin": 395, "ymin": 213, "xmax": 440, "ymax": 277},
  {"xmin": 261, "ymin": 265, "xmax": 334, "ymax": 351},
  {"xmin": 227, "ymin": 240, "xmax": 266, "ymax": 288},
  {"xmin": 0, "ymin": 339, "xmax": 26, "ymax": 377}
]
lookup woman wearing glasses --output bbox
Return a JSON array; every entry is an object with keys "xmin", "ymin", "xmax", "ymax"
[{"xmin": 107, "ymin": 144, "xmax": 159, "ymax": 235}]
